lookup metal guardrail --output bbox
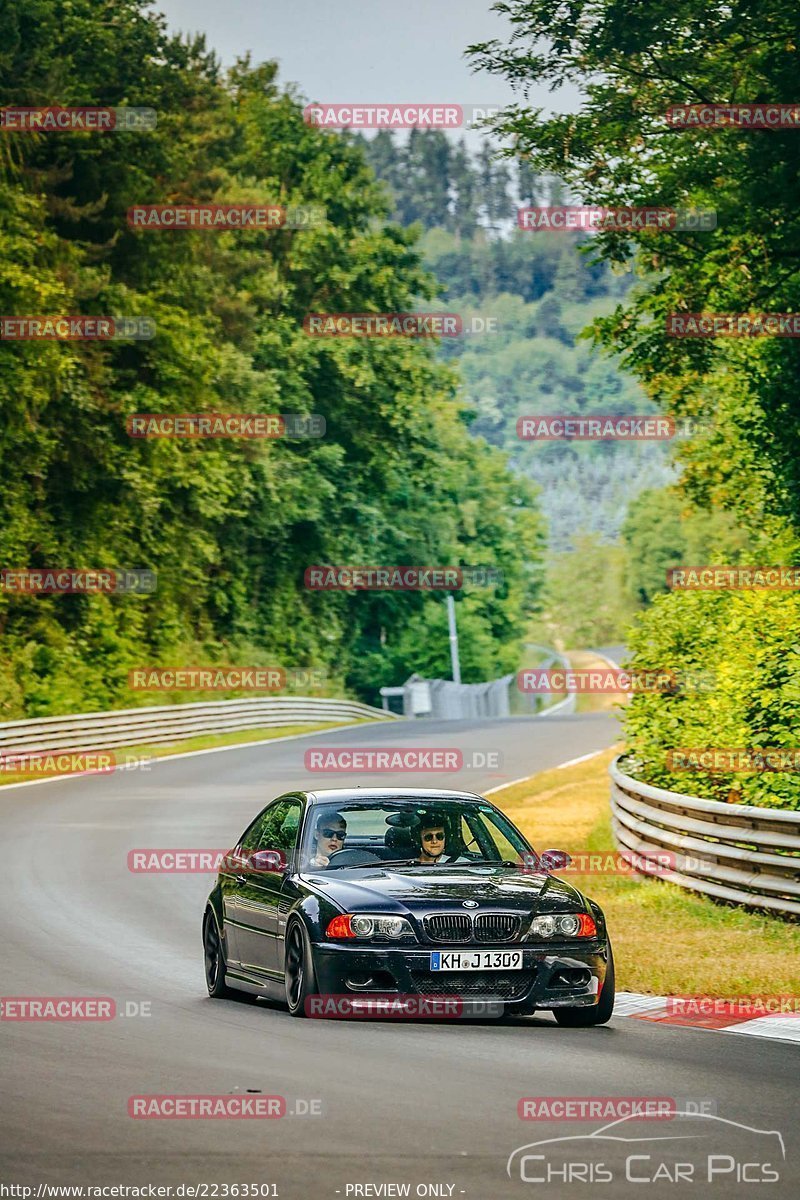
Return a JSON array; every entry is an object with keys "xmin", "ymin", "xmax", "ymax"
[
  {"xmin": 379, "ymin": 646, "xmax": 576, "ymax": 720},
  {"xmin": 518, "ymin": 645, "xmax": 577, "ymax": 718},
  {"xmin": 610, "ymin": 756, "xmax": 800, "ymax": 917},
  {"xmin": 381, "ymin": 672, "xmax": 515, "ymax": 719},
  {"xmin": 0, "ymin": 696, "xmax": 397, "ymax": 758}
]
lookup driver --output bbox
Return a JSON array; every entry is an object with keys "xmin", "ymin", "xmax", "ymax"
[
  {"xmin": 416, "ymin": 816, "xmax": 447, "ymax": 865},
  {"xmin": 308, "ymin": 812, "xmax": 347, "ymax": 868}
]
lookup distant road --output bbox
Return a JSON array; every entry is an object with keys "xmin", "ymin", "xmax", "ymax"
[{"xmin": 593, "ymin": 643, "xmax": 627, "ymax": 666}]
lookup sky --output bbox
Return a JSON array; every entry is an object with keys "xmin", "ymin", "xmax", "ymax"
[{"xmin": 150, "ymin": 0, "xmax": 581, "ymax": 141}]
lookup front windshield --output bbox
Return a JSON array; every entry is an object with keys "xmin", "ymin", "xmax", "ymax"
[{"xmin": 300, "ymin": 798, "xmax": 532, "ymax": 870}]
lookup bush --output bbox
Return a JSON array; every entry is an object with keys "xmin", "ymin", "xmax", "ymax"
[{"xmin": 622, "ymin": 590, "xmax": 800, "ymax": 810}]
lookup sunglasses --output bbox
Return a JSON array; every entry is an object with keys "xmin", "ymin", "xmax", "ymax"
[
  {"xmin": 422, "ymin": 831, "xmax": 445, "ymax": 842},
  {"xmin": 320, "ymin": 828, "xmax": 346, "ymax": 840}
]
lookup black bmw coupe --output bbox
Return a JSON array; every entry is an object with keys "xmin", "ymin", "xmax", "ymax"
[{"xmin": 203, "ymin": 787, "xmax": 615, "ymax": 1024}]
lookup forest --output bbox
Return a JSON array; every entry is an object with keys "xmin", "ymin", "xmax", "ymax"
[{"xmin": 0, "ymin": 1, "xmax": 543, "ymax": 717}]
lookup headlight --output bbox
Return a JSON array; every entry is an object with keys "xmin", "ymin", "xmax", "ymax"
[
  {"xmin": 529, "ymin": 912, "xmax": 597, "ymax": 939},
  {"xmin": 326, "ymin": 913, "xmax": 416, "ymax": 941}
]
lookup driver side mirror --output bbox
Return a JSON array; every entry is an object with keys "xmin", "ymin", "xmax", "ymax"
[
  {"xmin": 539, "ymin": 848, "xmax": 572, "ymax": 872},
  {"xmin": 248, "ymin": 849, "xmax": 287, "ymax": 874}
]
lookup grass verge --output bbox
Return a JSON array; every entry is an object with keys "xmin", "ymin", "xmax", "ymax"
[
  {"xmin": 494, "ymin": 747, "xmax": 800, "ymax": 995},
  {"xmin": 566, "ymin": 648, "xmax": 628, "ymax": 715}
]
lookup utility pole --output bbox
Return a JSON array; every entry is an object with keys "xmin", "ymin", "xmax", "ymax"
[{"xmin": 446, "ymin": 594, "xmax": 461, "ymax": 684}]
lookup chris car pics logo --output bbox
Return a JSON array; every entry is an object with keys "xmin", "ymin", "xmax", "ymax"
[{"xmin": 507, "ymin": 1112, "xmax": 785, "ymax": 1185}]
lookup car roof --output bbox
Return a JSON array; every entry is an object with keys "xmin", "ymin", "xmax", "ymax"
[{"xmin": 304, "ymin": 787, "xmax": 485, "ymax": 804}]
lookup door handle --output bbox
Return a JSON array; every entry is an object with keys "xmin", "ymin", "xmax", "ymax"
[{"xmin": 236, "ymin": 874, "xmax": 247, "ymax": 885}]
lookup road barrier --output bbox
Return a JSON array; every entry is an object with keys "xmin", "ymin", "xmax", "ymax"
[
  {"xmin": 519, "ymin": 645, "xmax": 577, "ymax": 718},
  {"xmin": 610, "ymin": 756, "xmax": 800, "ymax": 917},
  {"xmin": 380, "ymin": 647, "xmax": 577, "ymax": 720},
  {"xmin": 0, "ymin": 697, "xmax": 397, "ymax": 759}
]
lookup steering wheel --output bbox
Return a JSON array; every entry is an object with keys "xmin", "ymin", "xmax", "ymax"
[{"xmin": 326, "ymin": 848, "xmax": 381, "ymax": 867}]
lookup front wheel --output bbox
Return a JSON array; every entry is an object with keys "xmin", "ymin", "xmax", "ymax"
[
  {"xmin": 203, "ymin": 910, "xmax": 234, "ymax": 998},
  {"xmin": 553, "ymin": 947, "xmax": 615, "ymax": 1027},
  {"xmin": 284, "ymin": 918, "xmax": 318, "ymax": 1017}
]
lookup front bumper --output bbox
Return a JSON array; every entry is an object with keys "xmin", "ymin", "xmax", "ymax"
[{"xmin": 312, "ymin": 940, "xmax": 608, "ymax": 1011}]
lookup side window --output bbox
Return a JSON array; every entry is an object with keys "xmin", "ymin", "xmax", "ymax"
[{"xmin": 242, "ymin": 799, "xmax": 303, "ymax": 857}]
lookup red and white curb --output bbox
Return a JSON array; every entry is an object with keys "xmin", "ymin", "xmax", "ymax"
[{"xmin": 616, "ymin": 992, "xmax": 800, "ymax": 1043}]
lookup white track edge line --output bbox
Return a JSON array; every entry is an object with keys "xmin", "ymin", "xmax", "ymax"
[
  {"xmin": 485, "ymin": 746, "xmax": 610, "ymax": 794},
  {"xmin": 0, "ymin": 720, "xmax": 383, "ymax": 793}
]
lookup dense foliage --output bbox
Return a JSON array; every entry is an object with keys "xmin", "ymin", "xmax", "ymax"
[
  {"xmin": 474, "ymin": 0, "xmax": 800, "ymax": 806},
  {"xmin": 0, "ymin": 0, "xmax": 544, "ymax": 717},
  {"xmin": 623, "ymin": 592, "xmax": 800, "ymax": 810},
  {"xmin": 358, "ymin": 130, "xmax": 674, "ymax": 552}
]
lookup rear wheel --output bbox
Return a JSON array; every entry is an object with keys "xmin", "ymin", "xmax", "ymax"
[
  {"xmin": 285, "ymin": 919, "xmax": 317, "ymax": 1017},
  {"xmin": 203, "ymin": 910, "xmax": 234, "ymax": 998},
  {"xmin": 553, "ymin": 947, "xmax": 615, "ymax": 1027}
]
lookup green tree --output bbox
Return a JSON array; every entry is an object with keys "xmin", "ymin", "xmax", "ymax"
[
  {"xmin": 477, "ymin": 140, "xmax": 512, "ymax": 233},
  {"xmin": 469, "ymin": 0, "xmax": 800, "ymax": 540},
  {"xmin": 0, "ymin": 0, "xmax": 545, "ymax": 716},
  {"xmin": 539, "ymin": 536, "xmax": 636, "ymax": 648},
  {"xmin": 622, "ymin": 488, "xmax": 754, "ymax": 605}
]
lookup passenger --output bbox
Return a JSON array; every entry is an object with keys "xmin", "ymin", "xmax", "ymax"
[
  {"xmin": 416, "ymin": 818, "xmax": 447, "ymax": 865},
  {"xmin": 308, "ymin": 812, "xmax": 347, "ymax": 868}
]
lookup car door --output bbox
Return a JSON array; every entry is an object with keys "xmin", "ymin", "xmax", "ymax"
[
  {"xmin": 235, "ymin": 797, "xmax": 304, "ymax": 981},
  {"xmin": 219, "ymin": 841, "xmax": 251, "ymax": 968}
]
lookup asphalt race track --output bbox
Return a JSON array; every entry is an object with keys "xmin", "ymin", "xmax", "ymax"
[{"xmin": 2, "ymin": 711, "xmax": 798, "ymax": 1198}]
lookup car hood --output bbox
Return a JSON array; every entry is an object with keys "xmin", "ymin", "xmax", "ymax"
[{"xmin": 301, "ymin": 863, "xmax": 588, "ymax": 913}]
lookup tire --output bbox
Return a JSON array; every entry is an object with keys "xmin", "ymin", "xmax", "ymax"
[
  {"xmin": 284, "ymin": 918, "xmax": 318, "ymax": 1017},
  {"xmin": 203, "ymin": 909, "xmax": 234, "ymax": 998},
  {"xmin": 553, "ymin": 947, "xmax": 615, "ymax": 1027}
]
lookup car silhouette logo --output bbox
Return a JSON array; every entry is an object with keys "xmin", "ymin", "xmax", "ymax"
[
  {"xmin": 462, "ymin": 900, "xmax": 478, "ymax": 908},
  {"xmin": 506, "ymin": 1111, "xmax": 786, "ymax": 1180}
]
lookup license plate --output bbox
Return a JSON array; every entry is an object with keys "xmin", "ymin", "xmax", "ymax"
[{"xmin": 430, "ymin": 950, "xmax": 523, "ymax": 971}]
